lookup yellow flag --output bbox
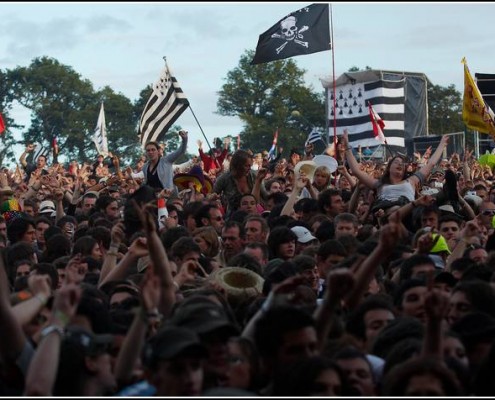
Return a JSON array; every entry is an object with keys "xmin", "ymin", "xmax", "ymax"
[{"xmin": 462, "ymin": 57, "xmax": 495, "ymax": 137}]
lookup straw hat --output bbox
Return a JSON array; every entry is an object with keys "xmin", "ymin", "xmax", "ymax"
[
  {"xmin": 209, "ymin": 267, "xmax": 264, "ymax": 306},
  {"xmin": 312, "ymin": 155, "xmax": 338, "ymax": 173},
  {"xmin": 294, "ymin": 160, "xmax": 317, "ymax": 182},
  {"xmin": 173, "ymin": 165, "xmax": 213, "ymax": 194}
]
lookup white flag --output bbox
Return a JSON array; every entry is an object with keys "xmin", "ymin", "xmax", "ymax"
[
  {"xmin": 328, "ymin": 79, "xmax": 405, "ymax": 148},
  {"xmin": 139, "ymin": 60, "xmax": 189, "ymax": 146},
  {"xmin": 93, "ymin": 103, "xmax": 109, "ymax": 157}
]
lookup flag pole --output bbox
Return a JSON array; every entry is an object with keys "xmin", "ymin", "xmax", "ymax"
[
  {"xmin": 330, "ymin": 4, "xmax": 339, "ymax": 187},
  {"xmin": 187, "ymin": 105, "xmax": 214, "ymax": 153}
]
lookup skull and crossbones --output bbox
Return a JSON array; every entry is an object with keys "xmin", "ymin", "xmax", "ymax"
[{"xmin": 271, "ymin": 15, "xmax": 309, "ymax": 54}]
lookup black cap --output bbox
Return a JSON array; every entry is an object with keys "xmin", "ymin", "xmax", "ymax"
[
  {"xmin": 170, "ymin": 302, "xmax": 239, "ymax": 337},
  {"xmin": 434, "ymin": 271, "xmax": 458, "ymax": 288},
  {"xmin": 143, "ymin": 325, "xmax": 207, "ymax": 368},
  {"xmin": 63, "ymin": 326, "xmax": 114, "ymax": 356},
  {"xmin": 451, "ymin": 312, "xmax": 495, "ymax": 340}
]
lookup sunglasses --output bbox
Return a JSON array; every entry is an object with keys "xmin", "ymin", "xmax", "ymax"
[
  {"xmin": 210, "ymin": 216, "xmax": 223, "ymax": 221},
  {"xmin": 482, "ymin": 209, "xmax": 495, "ymax": 216}
]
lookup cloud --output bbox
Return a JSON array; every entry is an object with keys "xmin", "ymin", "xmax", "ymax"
[{"xmin": 84, "ymin": 15, "xmax": 133, "ymax": 33}]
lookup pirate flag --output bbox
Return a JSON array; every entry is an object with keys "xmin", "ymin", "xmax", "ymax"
[{"xmin": 251, "ymin": 3, "xmax": 331, "ymax": 65}]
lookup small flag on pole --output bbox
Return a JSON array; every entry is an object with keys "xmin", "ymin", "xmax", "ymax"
[
  {"xmin": 52, "ymin": 137, "xmax": 59, "ymax": 163},
  {"xmin": 305, "ymin": 129, "xmax": 323, "ymax": 145},
  {"xmin": 0, "ymin": 112, "xmax": 5, "ymax": 134},
  {"xmin": 251, "ymin": 3, "xmax": 331, "ymax": 65},
  {"xmin": 267, "ymin": 128, "xmax": 279, "ymax": 160},
  {"xmin": 368, "ymin": 102, "xmax": 387, "ymax": 144},
  {"xmin": 32, "ymin": 143, "xmax": 50, "ymax": 163},
  {"xmin": 93, "ymin": 102, "xmax": 109, "ymax": 157},
  {"xmin": 462, "ymin": 57, "xmax": 495, "ymax": 137},
  {"xmin": 139, "ymin": 60, "xmax": 190, "ymax": 146}
]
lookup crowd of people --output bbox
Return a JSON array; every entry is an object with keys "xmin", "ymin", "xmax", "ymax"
[{"xmin": 0, "ymin": 127, "xmax": 495, "ymax": 396}]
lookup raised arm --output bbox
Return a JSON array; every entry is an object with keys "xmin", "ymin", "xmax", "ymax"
[
  {"xmin": 19, "ymin": 144, "xmax": 34, "ymax": 168},
  {"xmin": 342, "ymin": 130, "xmax": 379, "ymax": 189},
  {"xmin": 24, "ymin": 284, "xmax": 81, "ymax": 396},
  {"xmin": 134, "ymin": 201, "xmax": 177, "ymax": 318},
  {"xmin": 414, "ymin": 135, "xmax": 449, "ymax": 184},
  {"xmin": 165, "ymin": 130, "xmax": 188, "ymax": 163}
]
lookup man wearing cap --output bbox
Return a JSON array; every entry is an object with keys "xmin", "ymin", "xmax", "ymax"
[
  {"xmin": 428, "ymin": 233, "xmax": 452, "ymax": 270},
  {"xmin": 118, "ymin": 326, "xmax": 207, "ymax": 396},
  {"xmin": 169, "ymin": 297, "xmax": 240, "ymax": 391},
  {"xmin": 428, "ymin": 167, "xmax": 445, "ymax": 189},
  {"xmin": 38, "ymin": 200, "xmax": 57, "ymax": 219},
  {"xmin": 291, "ymin": 225, "xmax": 318, "ymax": 255}
]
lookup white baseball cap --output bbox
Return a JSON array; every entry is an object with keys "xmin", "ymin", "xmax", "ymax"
[{"xmin": 291, "ymin": 226, "xmax": 317, "ymax": 244}]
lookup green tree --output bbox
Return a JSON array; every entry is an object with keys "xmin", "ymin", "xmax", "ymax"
[
  {"xmin": 427, "ymin": 84, "xmax": 464, "ymax": 135},
  {"xmin": 95, "ymin": 86, "xmax": 142, "ymax": 164},
  {"xmin": 217, "ymin": 49, "xmax": 325, "ymax": 153},
  {"xmin": 8, "ymin": 57, "xmax": 98, "ymax": 162},
  {"xmin": 0, "ymin": 69, "xmax": 22, "ymax": 167}
]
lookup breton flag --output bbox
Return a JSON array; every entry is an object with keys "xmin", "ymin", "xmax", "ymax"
[
  {"xmin": 139, "ymin": 60, "xmax": 190, "ymax": 146},
  {"xmin": 328, "ymin": 79, "xmax": 405, "ymax": 148},
  {"xmin": 32, "ymin": 143, "xmax": 50, "ymax": 163},
  {"xmin": 267, "ymin": 128, "xmax": 279, "ymax": 160},
  {"xmin": 368, "ymin": 102, "xmax": 386, "ymax": 144},
  {"xmin": 0, "ymin": 112, "xmax": 5, "ymax": 134},
  {"xmin": 251, "ymin": 3, "xmax": 331, "ymax": 65},
  {"xmin": 93, "ymin": 102, "xmax": 109, "ymax": 157},
  {"xmin": 305, "ymin": 129, "xmax": 323, "ymax": 145},
  {"xmin": 462, "ymin": 57, "xmax": 495, "ymax": 138}
]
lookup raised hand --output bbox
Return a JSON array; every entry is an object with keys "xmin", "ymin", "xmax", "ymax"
[
  {"xmin": 110, "ymin": 222, "xmax": 126, "ymax": 245},
  {"xmin": 179, "ymin": 130, "xmax": 188, "ymax": 140},
  {"xmin": 326, "ymin": 268, "xmax": 355, "ymax": 302},
  {"xmin": 64, "ymin": 254, "xmax": 87, "ymax": 285},
  {"xmin": 51, "ymin": 283, "xmax": 82, "ymax": 327}
]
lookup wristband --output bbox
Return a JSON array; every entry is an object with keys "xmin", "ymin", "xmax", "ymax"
[
  {"xmin": 40, "ymin": 325, "xmax": 65, "ymax": 340},
  {"xmin": 35, "ymin": 293, "xmax": 48, "ymax": 307},
  {"xmin": 54, "ymin": 310, "xmax": 71, "ymax": 327}
]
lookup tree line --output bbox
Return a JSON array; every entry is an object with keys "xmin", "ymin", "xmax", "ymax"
[{"xmin": 0, "ymin": 51, "xmax": 466, "ymax": 167}]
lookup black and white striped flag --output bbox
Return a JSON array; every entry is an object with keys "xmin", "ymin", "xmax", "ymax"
[
  {"xmin": 328, "ymin": 79, "xmax": 405, "ymax": 148},
  {"xmin": 139, "ymin": 61, "xmax": 189, "ymax": 146},
  {"xmin": 93, "ymin": 102, "xmax": 109, "ymax": 156},
  {"xmin": 305, "ymin": 129, "xmax": 324, "ymax": 145},
  {"xmin": 32, "ymin": 143, "xmax": 50, "ymax": 163}
]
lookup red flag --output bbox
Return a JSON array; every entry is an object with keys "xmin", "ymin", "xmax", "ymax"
[
  {"xmin": 368, "ymin": 103, "xmax": 386, "ymax": 144},
  {"xmin": 52, "ymin": 137, "xmax": 59, "ymax": 156},
  {"xmin": 0, "ymin": 113, "xmax": 5, "ymax": 134},
  {"xmin": 267, "ymin": 128, "xmax": 279, "ymax": 160}
]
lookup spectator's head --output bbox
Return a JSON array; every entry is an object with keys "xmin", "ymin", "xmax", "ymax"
[
  {"xmin": 267, "ymin": 226, "xmax": 297, "ymax": 260},
  {"xmin": 7, "ymin": 217, "xmax": 36, "ymax": 245}
]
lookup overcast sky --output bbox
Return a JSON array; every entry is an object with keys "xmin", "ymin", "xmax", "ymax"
[{"xmin": 2, "ymin": 1, "xmax": 494, "ymax": 160}]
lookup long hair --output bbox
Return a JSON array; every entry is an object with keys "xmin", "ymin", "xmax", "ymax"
[
  {"xmin": 230, "ymin": 150, "xmax": 252, "ymax": 177},
  {"xmin": 381, "ymin": 155, "xmax": 408, "ymax": 185}
]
